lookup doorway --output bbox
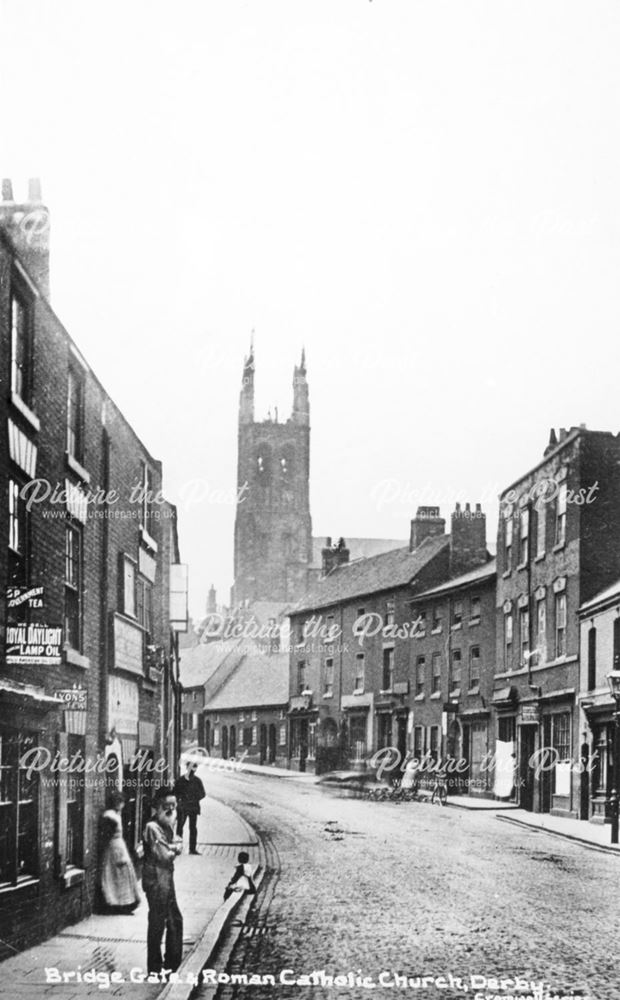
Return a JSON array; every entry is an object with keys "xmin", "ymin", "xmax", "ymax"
[{"xmin": 519, "ymin": 726, "xmax": 536, "ymax": 811}]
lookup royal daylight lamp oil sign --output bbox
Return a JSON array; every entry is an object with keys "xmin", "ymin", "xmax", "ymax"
[{"xmin": 5, "ymin": 622, "xmax": 63, "ymax": 665}]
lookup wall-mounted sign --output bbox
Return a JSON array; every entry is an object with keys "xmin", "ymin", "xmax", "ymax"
[
  {"xmin": 520, "ymin": 704, "xmax": 540, "ymax": 725},
  {"xmin": 55, "ymin": 688, "xmax": 87, "ymax": 711},
  {"xmin": 6, "ymin": 623, "xmax": 62, "ymax": 665},
  {"xmin": 7, "ymin": 586, "xmax": 44, "ymax": 610},
  {"xmin": 112, "ymin": 614, "xmax": 144, "ymax": 676}
]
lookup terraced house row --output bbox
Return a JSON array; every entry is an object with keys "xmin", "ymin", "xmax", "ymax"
[
  {"xmin": 287, "ymin": 426, "xmax": 620, "ymax": 830},
  {"xmin": 0, "ymin": 181, "xmax": 187, "ymax": 957}
]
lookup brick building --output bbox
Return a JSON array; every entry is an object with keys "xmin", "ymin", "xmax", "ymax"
[
  {"xmin": 0, "ymin": 180, "xmax": 186, "ymax": 956},
  {"xmin": 494, "ymin": 426, "xmax": 620, "ymax": 817}
]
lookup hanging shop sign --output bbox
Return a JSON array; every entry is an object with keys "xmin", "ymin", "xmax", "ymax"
[
  {"xmin": 54, "ymin": 688, "xmax": 88, "ymax": 711},
  {"xmin": 5, "ymin": 623, "xmax": 63, "ymax": 665}
]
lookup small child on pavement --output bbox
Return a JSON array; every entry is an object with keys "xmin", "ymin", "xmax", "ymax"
[{"xmin": 223, "ymin": 851, "xmax": 257, "ymax": 901}]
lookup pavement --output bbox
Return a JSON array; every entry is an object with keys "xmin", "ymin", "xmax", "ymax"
[{"xmin": 0, "ymin": 794, "xmax": 263, "ymax": 1000}]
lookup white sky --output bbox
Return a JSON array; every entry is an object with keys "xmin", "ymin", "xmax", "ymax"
[{"xmin": 2, "ymin": 0, "xmax": 619, "ymax": 618}]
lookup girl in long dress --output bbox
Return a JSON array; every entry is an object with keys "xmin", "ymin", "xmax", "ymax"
[{"xmin": 99, "ymin": 791, "xmax": 140, "ymax": 913}]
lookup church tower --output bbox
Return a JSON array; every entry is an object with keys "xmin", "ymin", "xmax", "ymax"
[{"xmin": 233, "ymin": 344, "xmax": 313, "ymax": 605}]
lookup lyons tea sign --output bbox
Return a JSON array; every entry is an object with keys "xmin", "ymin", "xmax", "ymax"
[{"xmin": 5, "ymin": 623, "xmax": 63, "ymax": 665}]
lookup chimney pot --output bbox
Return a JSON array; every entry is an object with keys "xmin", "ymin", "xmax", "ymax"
[{"xmin": 2, "ymin": 179, "xmax": 13, "ymax": 201}]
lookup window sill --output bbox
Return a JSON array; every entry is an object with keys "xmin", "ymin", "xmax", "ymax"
[
  {"xmin": 10, "ymin": 391, "xmax": 41, "ymax": 432},
  {"xmin": 430, "ymin": 692, "xmax": 442, "ymax": 700},
  {"xmin": 552, "ymin": 542, "xmax": 566, "ymax": 554},
  {"xmin": 431, "ymin": 627, "xmax": 442, "ymax": 635},
  {"xmin": 467, "ymin": 687, "xmax": 481, "ymax": 696},
  {"xmin": 66, "ymin": 452, "xmax": 91, "ymax": 485},
  {"xmin": 353, "ymin": 689, "xmax": 365, "ymax": 696},
  {"xmin": 379, "ymin": 689, "xmax": 393, "ymax": 696},
  {"xmin": 414, "ymin": 693, "xmax": 425, "ymax": 702},
  {"xmin": 535, "ymin": 553, "xmax": 546, "ymax": 563},
  {"xmin": 0, "ymin": 875, "xmax": 40, "ymax": 896},
  {"xmin": 140, "ymin": 525, "xmax": 158, "ymax": 553},
  {"xmin": 530, "ymin": 653, "xmax": 578, "ymax": 671},
  {"xmin": 322, "ymin": 693, "xmax": 333, "ymax": 700},
  {"xmin": 451, "ymin": 623, "xmax": 462, "ymax": 632},
  {"xmin": 494, "ymin": 667, "xmax": 529, "ymax": 679},
  {"xmin": 468, "ymin": 618, "xmax": 480, "ymax": 628},
  {"xmin": 502, "ymin": 570, "xmax": 512, "ymax": 579},
  {"xmin": 516, "ymin": 562, "xmax": 528, "ymax": 572},
  {"xmin": 65, "ymin": 647, "xmax": 90, "ymax": 669},
  {"xmin": 450, "ymin": 688, "xmax": 461, "ymax": 698},
  {"xmin": 62, "ymin": 867, "xmax": 85, "ymax": 890},
  {"xmin": 415, "ymin": 631, "xmax": 427, "ymax": 639}
]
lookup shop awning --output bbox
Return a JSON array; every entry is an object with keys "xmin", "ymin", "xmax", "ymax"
[
  {"xmin": 0, "ymin": 679, "xmax": 64, "ymax": 711},
  {"xmin": 492, "ymin": 686, "xmax": 517, "ymax": 707}
]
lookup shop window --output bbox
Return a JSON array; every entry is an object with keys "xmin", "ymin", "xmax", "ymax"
[
  {"xmin": 279, "ymin": 724, "xmax": 286, "ymax": 747},
  {"xmin": 0, "ymin": 730, "xmax": 38, "ymax": 886}
]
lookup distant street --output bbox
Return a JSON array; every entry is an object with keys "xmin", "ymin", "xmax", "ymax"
[{"xmin": 200, "ymin": 769, "xmax": 619, "ymax": 1000}]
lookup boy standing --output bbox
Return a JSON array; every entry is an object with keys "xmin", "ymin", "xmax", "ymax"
[
  {"xmin": 142, "ymin": 787, "xmax": 184, "ymax": 975},
  {"xmin": 173, "ymin": 761, "xmax": 206, "ymax": 855}
]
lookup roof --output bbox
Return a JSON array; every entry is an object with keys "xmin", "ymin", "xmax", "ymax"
[
  {"xmin": 205, "ymin": 647, "xmax": 289, "ymax": 710},
  {"xmin": 311, "ymin": 536, "xmax": 408, "ymax": 567},
  {"xmin": 579, "ymin": 578, "xmax": 620, "ymax": 615},
  {"xmin": 179, "ymin": 639, "xmax": 245, "ymax": 688},
  {"xmin": 414, "ymin": 558, "xmax": 496, "ymax": 599},
  {"xmin": 292, "ymin": 534, "xmax": 450, "ymax": 614}
]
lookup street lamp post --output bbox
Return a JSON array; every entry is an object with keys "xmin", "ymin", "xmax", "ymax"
[{"xmin": 606, "ymin": 671, "xmax": 620, "ymax": 844}]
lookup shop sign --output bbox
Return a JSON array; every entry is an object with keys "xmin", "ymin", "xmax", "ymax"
[
  {"xmin": 520, "ymin": 704, "xmax": 540, "ymax": 725},
  {"xmin": 5, "ymin": 623, "xmax": 63, "ymax": 665},
  {"xmin": 55, "ymin": 688, "xmax": 87, "ymax": 711},
  {"xmin": 112, "ymin": 614, "xmax": 144, "ymax": 675},
  {"xmin": 6, "ymin": 586, "xmax": 44, "ymax": 610}
]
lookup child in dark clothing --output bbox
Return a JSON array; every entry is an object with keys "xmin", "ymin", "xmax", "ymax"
[{"xmin": 223, "ymin": 850, "xmax": 256, "ymax": 901}]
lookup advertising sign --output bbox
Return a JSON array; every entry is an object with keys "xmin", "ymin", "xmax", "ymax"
[{"xmin": 5, "ymin": 623, "xmax": 63, "ymax": 665}]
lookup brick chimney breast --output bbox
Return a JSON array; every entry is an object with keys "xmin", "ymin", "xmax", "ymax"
[
  {"xmin": 0, "ymin": 177, "xmax": 50, "ymax": 297},
  {"xmin": 321, "ymin": 537, "xmax": 350, "ymax": 576},
  {"xmin": 409, "ymin": 506, "xmax": 446, "ymax": 551},
  {"xmin": 449, "ymin": 502, "xmax": 487, "ymax": 577}
]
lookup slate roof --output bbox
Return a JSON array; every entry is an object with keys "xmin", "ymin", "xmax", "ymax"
[
  {"xmin": 179, "ymin": 638, "xmax": 245, "ymax": 689},
  {"xmin": 579, "ymin": 578, "xmax": 620, "ymax": 614},
  {"xmin": 293, "ymin": 534, "xmax": 450, "ymax": 614},
  {"xmin": 414, "ymin": 558, "xmax": 496, "ymax": 599},
  {"xmin": 205, "ymin": 647, "xmax": 289, "ymax": 710}
]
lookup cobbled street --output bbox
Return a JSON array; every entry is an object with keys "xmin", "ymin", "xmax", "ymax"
[{"xmin": 199, "ymin": 770, "xmax": 619, "ymax": 1000}]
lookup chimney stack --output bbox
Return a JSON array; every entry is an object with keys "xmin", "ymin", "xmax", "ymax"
[
  {"xmin": 450, "ymin": 502, "xmax": 487, "ymax": 577},
  {"xmin": 206, "ymin": 584, "xmax": 217, "ymax": 615},
  {"xmin": 409, "ymin": 506, "xmax": 446, "ymax": 552},
  {"xmin": 0, "ymin": 177, "xmax": 50, "ymax": 297},
  {"xmin": 321, "ymin": 537, "xmax": 350, "ymax": 576}
]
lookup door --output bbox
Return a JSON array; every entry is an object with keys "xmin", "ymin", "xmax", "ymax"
[
  {"xmin": 268, "ymin": 724, "xmax": 277, "ymax": 763},
  {"xmin": 259, "ymin": 724, "xmax": 267, "ymax": 764},
  {"xmin": 221, "ymin": 726, "xmax": 228, "ymax": 759},
  {"xmin": 299, "ymin": 718, "xmax": 309, "ymax": 772},
  {"xmin": 519, "ymin": 726, "xmax": 536, "ymax": 811},
  {"xmin": 230, "ymin": 725, "xmax": 237, "ymax": 758}
]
